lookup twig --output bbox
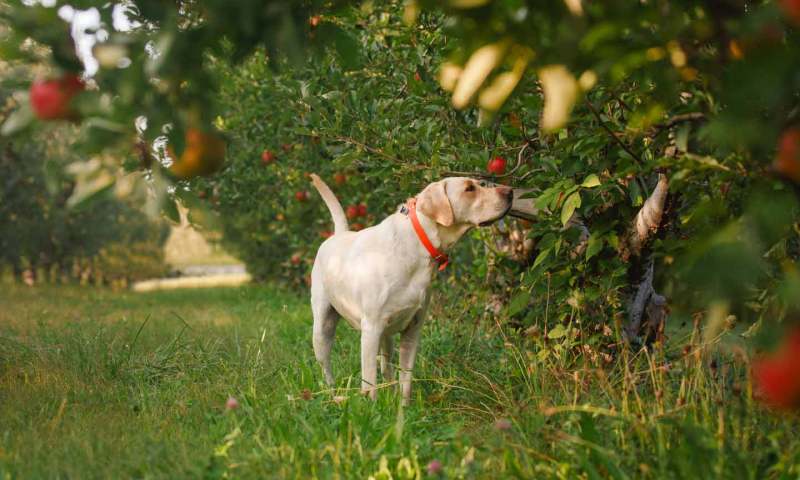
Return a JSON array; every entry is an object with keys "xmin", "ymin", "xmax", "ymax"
[
  {"xmin": 584, "ymin": 99, "xmax": 643, "ymax": 164},
  {"xmin": 611, "ymin": 91, "xmax": 633, "ymax": 113},
  {"xmin": 646, "ymin": 112, "xmax": 706, "ymax": 138},
  {"xmin": 496, "ymin": 141, "xmax": 532, "ymax": 178},
  {"xmin": 327, "ymin": 135, "xmax": 403, "ymax": 164}
]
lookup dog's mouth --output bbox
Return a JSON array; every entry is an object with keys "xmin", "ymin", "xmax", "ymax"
[{"xmin": 478, "ymin": 202, "xmax": 513, "ymax": 227}]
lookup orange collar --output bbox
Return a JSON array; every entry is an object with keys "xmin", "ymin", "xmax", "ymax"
[{"xmin": 405, "ymin": 198, "xmax": 449, "ymax": 271}]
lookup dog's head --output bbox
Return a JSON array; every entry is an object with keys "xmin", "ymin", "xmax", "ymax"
[{"xmin": 417, "ymin": 177, "xmax": 513, "ymax": 228}]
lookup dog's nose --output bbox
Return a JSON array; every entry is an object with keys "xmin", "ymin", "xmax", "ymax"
[{"xmin": 497, "ymin": 186, "xmax": 513, "ymax": 201}]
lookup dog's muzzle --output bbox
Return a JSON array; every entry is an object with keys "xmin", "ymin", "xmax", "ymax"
[{"xmin": 478, "ymin": 200, "xmax": 514, "ymax": 227}]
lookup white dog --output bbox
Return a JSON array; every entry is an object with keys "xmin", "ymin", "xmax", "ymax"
[{"xmin": 309, "ymin": 174, "xmax": 513, "ymax": 404}]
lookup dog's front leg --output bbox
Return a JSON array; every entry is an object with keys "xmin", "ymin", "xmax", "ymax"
[
  {"xmin": 399, "ymin": 312, "xmax": 425, "ymax": 405},
  {"xmin": 360, "ymin": 323, "xmax": 384, "ymax": 400},
  {"xmin": 379, "ymin": 334, "xmax": 395, "ymax": 381}
]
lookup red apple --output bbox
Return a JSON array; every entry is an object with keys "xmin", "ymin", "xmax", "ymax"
[
  {"xmin": 753, "ymin": 327, "xmax": 800, "ymax": 410},
  {"xmin": 487, "ymin": 156, "xmax": 507, "ymax": 175},
  {"xmin": 309, "ymin": 15, "xmax": 321, "ymax": 28},
  {"xmin": 351, "ymin": 222, "xmax": 364, "ymax": 231},
  {"xmin": 775, "ymin": 128, "xmax": 800, "ymax": 183},
  {"xmin": 346, "ymin": 205, "xmax": 359, "ymax": 219},
  {"xmin": 414, "ymin": 71, "xmax": 422, "ymax": 82},
  {"xmin": 290, "ymin": 254, "xmax": 302, "ymax": 265},
  {"xmin": 295, "ymin": 190, "xmax": 309, "ymax": 202},
  {"xmin": 320, "ymin": 230, "xmax": 333, "ymax": 239},
  {"xmin": 357, "ymin": 203, "xmax": 367, "ymax": 217},
  {"xmin": 261, "ymin": 150, "xmax": 276, "ymax": 164},
  {"xmin": 334, "ymin": 172, "xmax": 347, "ymax": 185},
  {"xmin": 781, "ymin": 0, "xmax": 800, "ymax": 25},
  {"xmin": 29, "ymin": 74, "xmax": 84, "ymax": 120}
]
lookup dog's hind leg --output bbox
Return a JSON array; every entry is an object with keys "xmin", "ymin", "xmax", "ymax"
[
  {"xmin": 312, "ymin": 290, "xmax": 339, "ymax": 387},
  {"xmin": 379, "ymin": 334, "xmax": 394, "ymax": 382}
]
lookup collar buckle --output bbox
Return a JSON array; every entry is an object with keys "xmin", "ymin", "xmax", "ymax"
[{"xmin": 406, "ymin": 198, "xmax": 450, "ymax": 272}]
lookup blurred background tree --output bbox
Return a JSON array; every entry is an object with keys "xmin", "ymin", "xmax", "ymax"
[{"xmin": 1, "ymin": 61, "xmax": 169, "ymax": 286}]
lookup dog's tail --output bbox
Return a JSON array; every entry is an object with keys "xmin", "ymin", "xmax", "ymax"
[{"xmin": 310, "ymin": 173, "xmax": 349, "ymax": 234}]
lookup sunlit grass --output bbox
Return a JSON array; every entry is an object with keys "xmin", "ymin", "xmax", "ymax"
[{"xmin": 0, "ymin": 285, "xmax": 798, "ymax": 478}]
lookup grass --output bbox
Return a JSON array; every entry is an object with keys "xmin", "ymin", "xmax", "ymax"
[{"xmin": 0, "ymin": 284, "xmax": 798, "ymax": 479}]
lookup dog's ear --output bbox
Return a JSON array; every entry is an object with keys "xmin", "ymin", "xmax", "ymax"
[{"xmin": 418, "ymin": 180, "xmax": 454, "ymax": 226}]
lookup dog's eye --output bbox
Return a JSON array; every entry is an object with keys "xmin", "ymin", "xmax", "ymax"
[
  {"xmin": 465, "ymin": 184, "xmax": 476, "ymax": 192},
  {"xmin": 479, "ymin": 181, "xmax": 488, "ymax": 187}
]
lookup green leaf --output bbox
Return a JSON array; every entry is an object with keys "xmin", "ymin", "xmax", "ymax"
[
  {"xmin": 84, "ymin": 117, "xmax": 128, "ymax": 133},
  {"xmin": 534, "ymin": 188, "xmax": 559, "ymax": 211},
  {"xmin": 162, "ymin": 199, "xmax": 181, "ymax": 224},
  {"xmin": 561, "ymin": 191, "xmax": 581, "ymax": 226},
  {"xmin": 67, "ymin": 171, "xmax": 115, "ymax": 208},
  {"xmin": 628, "ymin": 180, "xmax": 643, "ymax": 206},
  {"xmin": 316, "ymin": 24, "xmax": 362, "ymax": 70},
  {"xmin": 581, "ymin": 174, "xmax": 601, "ymax": 188},
  {"xmin": 507, "ymin": 291, "xmax": 530, "ymax": 317},
  {"xmin": 553, "ymin": 184, "xmax": 579, "ymax": 211},
  {"xmin": 532, "ymin": 247, "xmax": 552, "ymax": 269},
  {"xmin": 585, "ymin": 233, "xmax": 603, "ymax": 260},
  {"xmin": 548, "ymin": 324, "xmax": 567, "ymax": 339},
  {"xmin": 676, "ymin": 124, "xmax": 690, "ymax": 152},
  {"xmin": 1, "ymin": 104, "xmax": 34, "ymax": 137}
]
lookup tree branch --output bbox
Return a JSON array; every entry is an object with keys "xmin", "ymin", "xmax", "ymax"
[
  {"xmin": 646, "ymin": 112, "xmax": 706, "ymax": 138},
  {"xmin": 507, "ymin": 188, "xmax": 538, "ymax": 220},
  {"xmin": 629, "ymin": 173, "xmax": 669, "ymax": 256},
  {"xmin": 625, "ymin": 257, "xmax": 654, "ymax": 342},
  {"xmin": 584, "ymin": 99, "xmax": 643, "ymax": 164},
  {"xmin": 324, "ymin": 135, "xmax": 404, "ymax": 164}
]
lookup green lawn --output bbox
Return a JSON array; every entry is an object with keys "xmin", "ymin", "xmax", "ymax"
[{"xmin": 0, "ymin": 285, "xmax": 798, "ymax": 479}]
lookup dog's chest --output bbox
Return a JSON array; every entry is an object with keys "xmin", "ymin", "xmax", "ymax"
[
  {"xmin": 328, "ymin": 262, "xmax": 430, "ymax": 332},
  {"xmin": 381, "ymin": 277, "xmax": 429, "ymax": 333}
]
